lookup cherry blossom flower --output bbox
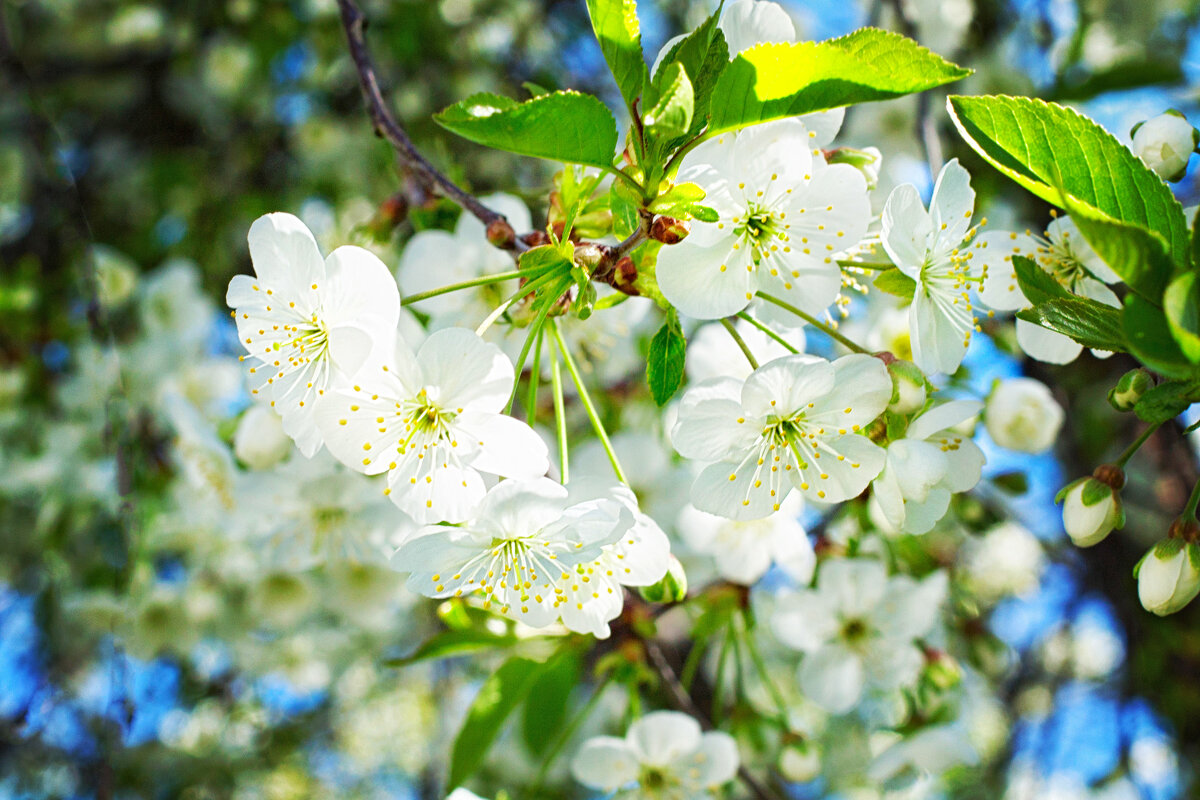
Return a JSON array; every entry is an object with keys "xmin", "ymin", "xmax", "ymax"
[
  {"xmin": 227, "ymin": 212, "xmax": 400, "ymax": 456},
  {"xmin": 676, "ymin": 492, "xmax": 814, "ymax": 585},
  {"xmin": 316, "ymin": 327, "xmax": 548, "ymax": 523},
  {"xmin": 772, "ymin": 559, "xmax": 948, "ymax": 713},
  {"xmin": 657, "ymin": 120, "xmax": 871, "ymax": 321},
  {"xmin": 570, "ymin": 711, "xmax": 739, "ymax": 799},
  {"xmin": 880, "ymin": 159, "xmax": 979, "ymax": 375},
  {"xmin": 869, "ymin": 400, "xmax": 985, "ymax": 535},
  {"xmin": 393, "ymin": 478, "xmax": 632, "ymax": 630},
  {"xmin": 672, "ymin": 353, "xmax": 890, "ymax": 519}
]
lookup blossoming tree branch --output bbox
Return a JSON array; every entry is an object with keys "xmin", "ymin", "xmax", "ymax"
[{"xmin": 211, "ymin": 0, "xmax": 1200, "ymax": 796}]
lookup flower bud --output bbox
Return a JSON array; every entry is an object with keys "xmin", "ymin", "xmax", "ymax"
[
  {"xmin": 886, "ymin": 359, "xmax": 927, "ymax": 414},
  {"xmin": 234, "ymin": 404, "xmax": 293, "ymax": 470},
  {"xmin": 826, "ymin": 145, "xmax": 882, "ymax": 189},
  {"xmin": 486, "ymin": 218, "xmax": 517, "ymax": 249},
  {"xmin": 1136, "ymin": 536, "xmax": 1200, "ymax": 616},
  {"xmin": 649, "ymin": 215, "xmax": 690, "ymax": 245},
  {"xmin": 777, "ymin": 740, "xmax": 821, "ymax": 783},
  {"xmin": 984, "ymin": 377, "xmax": 1063, "ymax": 454},
  {"xmin": 1057, "ymin": 474, "xmax": 1123, "ymax": 547},
  {"xmin": 1107, "ymin": 368, "xmax": 1153, "ymax": 412},
  {"xmin": 922, "ymin": 649, "xmax": 962, "ymax": 690},
  {"xmin": 639, "ymin": 554, "xmax": 687, "ymax": 603},
  {"xmin": 613, "ymin": 256, "xmax": 639, "ymax": 295},
  {"xmin": 1131, "ymin": 111, "xmax": 1199, "ymax": 182}
]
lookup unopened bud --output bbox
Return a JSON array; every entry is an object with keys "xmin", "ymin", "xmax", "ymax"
[
  {"xmin": 234, "ymin": 404, "xmax": 292, "ymax": 470},
  {"xmin": 639, "ymin": 555, "xmax": 687, "ymax": 603},
  {"xmin": 486, "ymin": 218, "xmax": 517, "ymax": 249},
  {"xmin": 825, "ymin": 145, "xmax": 882, "ymax": 189},
  {"xmin": 777, "ymin": 740, "xmax": 821, "ymax": 783},
  {"xmin": 521, "ymin": 230, "xmax": 551, "ymax": 249},
  {"xmin": 613, "ymin": 256, "xmax": 638, "ymax": 295},
  {"xmin": 923, "ymin": 649, "xmax": 962, "ymax": 690},
  {"xmin": 1057, "ymin": 473, "xmax": 1123, "ymax": 547},
  {"xmin": 573, "ymin": 243, "xmax": 605, "ymax": 273},
  {"xmin": 1136, "ymin": 536, "xmax": 1200, "ymax": 616},
  {"xmin": 649, "ymin": 215, "xmax": 690, "ymax": 245},
  {"xmin": 886, "ymin": 359, "xmax": 926, "ymax": 414},
  {"xmin": 1108, "ymin": 368, "xmax": 1153, "ymax": 412},
  {"xmin": 1131, "ymin": 110, "xmax": 1199, "ymax": 182}
]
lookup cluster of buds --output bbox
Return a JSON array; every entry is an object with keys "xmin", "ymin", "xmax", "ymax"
[{"xmin": 1057, "ymin": 464, "xmax": 1125, "ymax": 548}]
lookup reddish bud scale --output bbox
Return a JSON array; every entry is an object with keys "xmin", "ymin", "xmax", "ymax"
[
  {"xmin": 1169, "ymin": 517, "xmax": 1200, "ymax": 543},
  {"xmin": 1092, "ymin": 464, "xmax": 1126, "ymax": 491},
  {"xmin": 649, "ymin": 215, "xmax": 690, "ymax": 245},
  {"xmin": 486, "ymin": 219, "xmax": 516, "ymax": 249}
]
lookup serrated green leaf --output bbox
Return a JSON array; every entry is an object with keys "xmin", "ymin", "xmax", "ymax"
[
  {"xmin": 1061, "ymin": 196, "xmax": 1173, "ymax": 303},
  {"xmin": 1011, "ymin": 255, "xmax": 1069, "ymax": 306},
  {"xmin": 521, "ymin": 647, "xmax": 582, "ymax": 757},
  {"xmin": 383, "ymin": 629, "xmax": 519, "ymax": 667},
  {"xmin": 1123, "ymin": 294, "xmax": 1199, "ymax": 379},
  {"xmin": 448, "ymin": 657, "xmax": 546, "ymax": 789},
  {"xmin": 708, "ymin": 29, "xmax": 969, "ymax": 135},
  {"xmin": 650, "ymin": 9, "xmax": 728, "ymax": 137},
  {"xmin": 1133, "ymin": 379, "xmax": 1200, "ymax": 425},
  {"xmin": 609, "ymin": 184, "xmax": 640, "ymax": 239},
  {"xmin": 436, "ymin": 91, "xmax": 618, "ymax": 169},
  {"xmin": 873, "ymin": 268, "xmax": 917, "ymax": 302},
  {"xmin": 586, "ymin": 0, "xmax": 650, "ymax": 108},
  {"xmin": 644, "ymin": 62, "xmax": 694, "ymax": 138},
  {"xmin": 1017, "ymin": 297, "xmax": 1127, "ymax": 352},
  {"xmin": 1164, "ymin": 271, "xmax": 1200, "ymax": 362},
  {"xmin": 947, "ymin": 94, "xmax": 1190, "ymax": 269},
  {"xmin": 647, "ymin": 312, "xmax": 687, "ymax": 405}
]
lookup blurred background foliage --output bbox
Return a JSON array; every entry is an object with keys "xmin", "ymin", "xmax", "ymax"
[{"xmin": 3, "ymin": 0, "xmax": 1200, "ymax": 797}]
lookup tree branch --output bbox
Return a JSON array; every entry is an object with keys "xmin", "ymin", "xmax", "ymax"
[{"xmin": 335, "ymin": 0, "xmax": 522, "ymax": 250}]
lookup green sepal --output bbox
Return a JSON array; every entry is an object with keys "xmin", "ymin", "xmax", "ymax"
[
  {"xmin": 1079, "ymin": 478, "xmax": 1112, "ymax": 507},
  {"xmin": 1055, "ymin": 477, "xmax": 1088, "ymax": 504},
  {"xmin": 1155, "ymin": 537, "xmax": 1186, "ymax": 559}
]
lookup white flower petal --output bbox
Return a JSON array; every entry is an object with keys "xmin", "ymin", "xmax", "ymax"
[
  {"xmin": 881, "ymin": 184, "xmax": 932, "ymax": 274},
  {"xmin": 455, "ymin": 410, "xmax": 549, "ymax": 480},
  {"xmin": 657, "ymin": 233, "xmax": 756, "ymax": 320},
  {"xmin": 247, "ymin": 212, "xmax": 325, "ymax": 289},
  {"xmin": 971, "ymin": 230, "xmax": 1039, "ymax": 311},
  {"xmin": 909, "ymin": 287, "xmax": 972, "ymax": 375},
  {"xmin": 928, "ymin": 159, "xmax": 975, "ymax": 246},
  {"xmin": 416, "ymin": 328, "xmax": 514, "ymax": 412},
  {"xmin": 570, "ymin": 737, "xmax": 640, "ymax": 791},
  {"xmin": 800, "ymin": 645, "xmax": 865, "ymax": 713},
  {"xmin": 628, "ymin": 711, "xmax": 703, "ymax": 767},
  {"xmin": 1016, "ymin": 318, "xmax": 1083, "ymax": 364},
  {"xmin": 685, "ymin": 731, "xmax": 740, "ymax": 788}
]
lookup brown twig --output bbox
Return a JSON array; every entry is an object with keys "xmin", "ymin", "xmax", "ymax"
[{"xmin": 335, "ymin": 0, "xmax": 522, "ymax": 250}]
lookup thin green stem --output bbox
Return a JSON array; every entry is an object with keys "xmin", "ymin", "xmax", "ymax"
[
  {"xmin": 474, "ymin": 267, "xmax": 564, "ymax": 337},
  {"xmin": 1115, "ymin": 423, "xmax": 1161, "ymax": 468},
  {"xmin": 525, "ymin": 326, "xmax": 544, "ymax": 427},
  {"xmin": 401, "ymin": 268, "xmax": 526, "ymax": 306},
  {"xmin": 736, "ymin": 312, "xmax": 799, "ymax": 354},
  {"xmin": 506, "ymin": 277, "xmax": 572, "ymax": 412},
  {"xmin": 740, "ymin": 610, "xmax": 790, "ymax": 722},
  {"xmin": 530, "ymin": 675, "xmax": 612, "ymax": 792},
  {"xmin": 551, "ymin": 338, "xmax": 569, "ymax": 485},
  {"xmin": 549, "ymin": 319, "xmax": 627, "ymax": 484},
  {"xmin": 603, "ymin": 164, "xmax": 646, "ymax": 196},
  {"xmin": 680, "ymin": 630, "xmax": 709, "ymax": 693},
  {"xmin": 1184, "ymin": 477, "xmax": 1200, "ymax": 521},
  {"xmin": 836, "ymin": 259, "xmax": 894, "ymax": 271},
  {"xmin": 756, "ymin": 291, "xmax": 869, "ymax": 354},
  {"xmin": 712, "ymin": 624, "xmax": 734, "ymax": 724},
  {"xmin": 721, "ymin": 317, "xmax": 759, "ymax": 369}
]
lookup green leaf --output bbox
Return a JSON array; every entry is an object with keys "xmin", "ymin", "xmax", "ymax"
[
  {"xmin": 647, "ymin": 311, "xmax": 687, "ymax": 405},
  {"xmin": 708, "ymin": 29, "xmax": 969, "ymax": 135},
  {"xmin": 521, "ymin": 647, "xmax": 582, "ymax": 757},
  {"xmin": 448, "ymin": 657, "xmax": 546, "ymax": 789},
  {"xmin": 992, "ymin": 470, "xmax": 1029, "ymax": 494},
  {"xmin": 585, "ymin": 0, "xmax": 650, "ymax": 108},
  {"xmin": 1011, "ymin": 255, "xmax": 1069, "ymax": 306},
  {"xmin": 1123, "ymin": 294, "xmax": 1199, "ymax": 379},
  {"xmin": 436, "ymin": 91, "xmax": 618, "ymax": 169},
  {"xmin": 1164, "ymin": 271, "xmax": 1200, "ymax": 362},
  {"xmin": 1059, "ymin": 195, "xmax": 1173, "ymax": 302},
  {"xmin": 1133, "ymin": 379, "xmax": 1200, "ymax": 425},
  {"xmin": 383, "ymin": 629, "xmax": 519, "ymax": 667},
  {"xmin": 644, "ymin": 62, "xmax": 694, "ymax": 139},
  {"xmin": 1016, "ymin": 297, "xmax": 1127, "ymax": 352},
  {"xmin": 609, "ymin": 184, "xmax": 640, "ymax": 239},
  {"xmin": 650, "ymin": 9, "xmax": 728, "ymax": 135},
  {"xmin": 947, "ymin": 94, "xmax": 1190, "ymax": 269},
  {"xmin": 1192, "ymin": 206, "xmax": 1200, "ymax": 269},
  {"xmin": 873, "ymin": 268, "xmax": 917, "ymax": 302}
]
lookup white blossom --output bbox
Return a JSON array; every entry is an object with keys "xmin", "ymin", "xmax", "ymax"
[
  {"xmin": 1131, "ymin": 111, "xmax": 1198, "ymax": 181},
  {"xmin": 881, "ymin": 159, "xmax": 979, "ymax": 375},
  {"xmin": 676, "ymin": 492, "xmax": 814, "ymax": 585},
  {"xmin": 657, "ymin": 120, "xmax": 870, "ymax": 321},
  {"xmin": 984, "ymin": 377, "xmax": 1063, "ymax": 454},
  {"xmin": 772, "ymin": 560, "xmax": 947, "ymax": 713},
  {"xmin": 672, "ymin": 353, "xmax": 890, "ymax": 519},
  {"xmin": 316, "ymin": 327, "xmax": 548, "ymax": 524},
  {"xmin": 227, "ymin": 212, "xmax": 401, "ymax": 456},
  {"xmin": 570, "ymin": 711, "xmax": 739, "ymax": 799}
]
